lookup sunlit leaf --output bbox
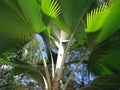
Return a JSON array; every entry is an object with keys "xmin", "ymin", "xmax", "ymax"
[
  {"xmin": 86, "ymin": 0, "xmax": 120, "ymax": 48},
  {"xmin": 41, "ymin": 0, "xmax": 61, "ymax": 18}
]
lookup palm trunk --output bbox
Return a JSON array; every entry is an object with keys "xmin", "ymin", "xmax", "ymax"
[
  {"xmin": 51, "ymin": 73, "xmax": 60, "ymax": 90},
  {"xmin": 51, "ymin": 80, "xmax": 60, "ymax": 90}
]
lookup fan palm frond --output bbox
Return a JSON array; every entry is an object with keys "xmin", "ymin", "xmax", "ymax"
[
  {"xmin": 90, "ymin": 75, "xmax": 120, "ymax": 88},
  {"xmin": 41, "ymin": 0, "xmax": 61, "ymax": 18},
  {"xmin": 0, "ymin": 58, "xmax": 45, "ymax": 87},
  {"xmin": 57, "ymin": 0, "xmax": 94, "ymax": 32},
  {"xmin": 86, "ymin": 0, "xmax": 120, "ymax": 47},
  {"xmin": 80, "ymin": 75, "xmax": 120, "ymax": 90},
  {"xmin": 0, "ymin": 1, "xmax": 30, "ymax": 53},
  {"xmin": 88, "ymin": 30, "xmax": 120, "ymax": 75},
  {"xmin": 51, "ymin": 0, "xmax": 95, "ymax": 47},
  {"xmin": 96, "ymin": 0, "xmax": 120, "ymax": 43},
  {"xmin": 86, "ymin": 1, "xmax": 110, "ymax": 33},
  {"xmin": 18, "ymin": 0, "xmax": 46, "ymax": 33},
  {"xmin": 0, "ymin": 0, "xmax": 46, "ymax": 54},
  {"xmin": 86, "ymin": 0, "xmax": 120, "ymax": 76}
]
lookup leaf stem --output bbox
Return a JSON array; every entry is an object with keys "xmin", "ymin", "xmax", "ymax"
[{"xmin": 34, "ymin": 36, "xmax": 51, "ymax": 90}]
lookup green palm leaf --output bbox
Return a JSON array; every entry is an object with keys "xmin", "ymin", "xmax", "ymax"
[
  {"xmin": 59, "ymin": 0, "xmax": 93, "ymax": 27},
  {"xmin": 55, "ymin": 0, "xmax": 94, "ymax": 32},
  {"xmin": 41, "ymin": 0, "xmax": 61, "ymax": 18},
  {"xmin": 88, "ymin": 30, "xmax": 120, "ymax": 75},
  {"xmin": 86, "ymin": 0, "xmax": 120, "ymax": 48},
  {"xmin": 0, "ymin": 1, "xmax": 30, "ymax": 53},
  {"xmin": 18, "ymin": 0, "xmax": 46, "ymax": 33},
  {"xmin": 97, "ymin": 0, "xmax": 120, "ymax": 43},
  {"xmin": 50, "ymin": 0, "xmax": 95, "ymax": 48},
  {"xmin": 40, "ymin": 0, "xmax": 95, "ymax": 49},
  {"xmin": 0, "ymin": 0, "xmax": 46, "ymax": 54},
  {"xmin": 80, "ymin": 75, "xmax": 120, "ymax": 90},
  {"xmin": 0, "ymin": 58, "xmax": 45, "ymax": 87},
  {"xmin": 90, "ymin": 75, "xmax": 120, "ymax": 88},
  {"xmin": 86, "ymin": 0, "xmax": 120, "ymax": 76},
  {"xmin": 86, "ymin": 1, "xmax": 111, "ymax": 33}
]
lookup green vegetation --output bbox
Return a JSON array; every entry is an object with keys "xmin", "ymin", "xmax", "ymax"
[{"xmin": 0, "ymin": 0, "xmax": 120, "ymax": 90}]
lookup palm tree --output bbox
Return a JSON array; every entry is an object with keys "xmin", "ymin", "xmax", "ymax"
[{"xmin": 0, "ymin": 0, "xmax": 120, "ymax": 90}]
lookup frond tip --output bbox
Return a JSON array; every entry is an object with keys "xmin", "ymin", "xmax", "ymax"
[
  {"xmin": 41, "ymin": 0, "xmax": 61, "ymax": 18},
  {"xmin": 86, "ymin": 1, "xmax": 111, "ymax": 32}
]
